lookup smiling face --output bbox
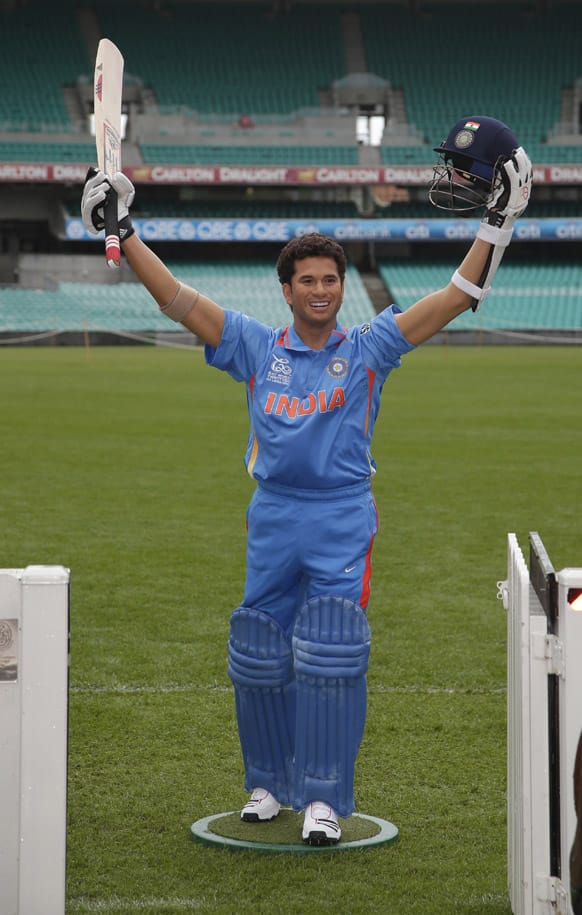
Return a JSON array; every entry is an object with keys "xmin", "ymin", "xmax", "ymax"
[{"xmin": 282, "ymin": 256, "xmax": 344, "ymax": 347}]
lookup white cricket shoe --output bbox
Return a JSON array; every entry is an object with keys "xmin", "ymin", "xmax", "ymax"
[
  {"xmin": 240, "ymin": 788, "xmax": 281, "ymax": 822},
  {"xmin": 302, "ymin": 801, "xmax": 341, "ymax": 845}
]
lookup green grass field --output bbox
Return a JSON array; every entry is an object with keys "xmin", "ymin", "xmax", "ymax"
[{"xmin": 1, "ymin": 344, "xmax": 580, "ymax": 915}]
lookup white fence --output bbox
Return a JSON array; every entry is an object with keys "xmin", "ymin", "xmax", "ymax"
[
  {"xmin": 0, "ymin": 566, "xmax": 69, "ymax": 915},
  {"xmin": 499, "ymin": 533, "xmax": 582, "ymax": 915}
]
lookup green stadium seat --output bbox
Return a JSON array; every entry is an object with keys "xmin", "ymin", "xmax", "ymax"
[
  {"xmin": 95, "ymin": 2, "xmax": 346, "ymax": 116},
  {"xmin": 140, "ymin": 145, "xmax": 359, "ymax": 166},
  {"xmin": 360, "ymin": 4, "xmax": 582, "ymax": 162},
  {"xmin": 0, "ymin": 263, "xmax": 374, "ymax": 334},
  {"xmin": 0, "ymin": 4, "xmax": 89, "ymax": 130},
  {"xmin": 0, "ymin": 142, "xmax": 95, "ymax": 163},
  {"xmin": 378, "ymin": 260, "xmax": 582, "ymax": 332}
]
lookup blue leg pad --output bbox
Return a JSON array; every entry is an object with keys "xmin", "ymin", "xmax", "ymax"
[
  {"xmin": 292, "ymin": 595, "xmax": 371, "ymax": 817},
  {"xmin": 228, "ymin": 606, "xmax": 295, "ymax": 805}
]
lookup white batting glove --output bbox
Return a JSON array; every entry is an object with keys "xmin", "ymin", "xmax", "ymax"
[
  {"xmin": 477, "ymin": 147, "xmax": 533, "ymax": 247},
  {"xmin": 80, "ymin": 167, "xmax": 136, "ymax": 239},
  {"xmin": 81, "ymin": 167, "xmax": 108, "ymax": 235},
  {"xmin": 486, "ymin": 147, "xmax": 533, "ymax": 219}
]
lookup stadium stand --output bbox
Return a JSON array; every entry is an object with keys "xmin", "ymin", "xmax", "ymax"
[
  {"xmin": 91, "ymin": 1, "xmax": 346, "ymax": 116},
  {"xmin": 0, "ymin": 2, "xmax": 89, "ymax": 132},
  {"xmin": 0, "ymin": 1, "xmax": 580, "ymax": 343},
  {"xmin": 140, "ymin": 145, "xmax": 360, "ymax": 165},
  {"xmin": 379, "ymin": 261, "xmax": 582, "ymax": 332},
  {"xmin": 4, "ymin": 257, "xmax": 580, "ymax": 338},
  {"xmin": 0, "ymin": 142, "xmax": 96, "ymax": 163},
  {"xmin": 0, "ymin": 0, "xmax": 579, "ymax": 162},
  {"xmin": 0, "ymin": 262, "xmax": 375, "ymax": 335},
  {"xmin": 0, "ymin": 282, "xmax": 161, "ymax": 333},
  {"xmin": 359, "ymin": 3, "xmax": 582, "ymax": 163}
]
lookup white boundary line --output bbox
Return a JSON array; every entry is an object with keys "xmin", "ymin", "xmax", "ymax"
[
  {"xmin": 69, "ymin": 682, "xmax": 505, "ymax": 696},
  {"xmin": 68, "ymin": 897, "xmax": 208, "ymax": 912},
  {"xmin": 1, "ymin": 325, "xmax": 581, "ymax": 347},
  {"xmin": 68, "ymin": 889, "xmax": 511, "ymax": 912}
]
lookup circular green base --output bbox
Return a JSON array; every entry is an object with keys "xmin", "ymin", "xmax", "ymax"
[{"xmin": 191, "ymin": 808, "xmax": 399, "ymax": 854}]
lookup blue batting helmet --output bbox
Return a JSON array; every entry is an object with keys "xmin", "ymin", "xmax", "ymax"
[
  {"xmin": 429, "ymin": 115, "xmax": 519, "ymax": 213},
  {"xmin": 434, "ymin": 116, "xmax": 519, "ymax": 181}
]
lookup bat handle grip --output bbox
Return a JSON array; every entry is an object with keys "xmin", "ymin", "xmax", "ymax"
[{"xmin": 104, "ymin": 186, "xmax": 121, "ymax": 269}]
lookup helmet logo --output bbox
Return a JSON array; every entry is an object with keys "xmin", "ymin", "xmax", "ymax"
[{"xmin": 454, "ymin": 129, "xmax": 475, "ymax": 150}]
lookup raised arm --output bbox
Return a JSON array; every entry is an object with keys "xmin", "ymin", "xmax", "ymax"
[
  {"xmin": 120, "ymin": 233, "xmax": 224, "ymax": 346},
  {"xmin": 81, "ymin": 169, "xmax": 224, "ymax": 347},
  {"xmin": 395, "ymin": 126, "xmax": 533, "ymax": 347},
  {"xmin": 394, "ymin": 237, "xmax": 493, "ymax": 345}
]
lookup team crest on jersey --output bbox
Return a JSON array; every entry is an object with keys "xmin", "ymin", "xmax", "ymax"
[
  {"xmin": 359, "ymin": 323, "xmax": 371, "ymax": 335},
  {"xmin": 326, "ymin": 356, "xmax": 349, "ymax": 379},
  {"xmin": 267, "ymin": 353, "xmax": 292, "ymax": 385}
]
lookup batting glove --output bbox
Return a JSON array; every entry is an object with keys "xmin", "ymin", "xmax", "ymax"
[
  {"xmin": 81, "ymin": 167, "xmax": 135, "ymax": 240},
  {"xmin": 477, "ymin": 147, "xmax": 533, "ymax": 246},
  {"xmin": 487, "ymin": 147, "xmax": 533, "ymax": 218}
]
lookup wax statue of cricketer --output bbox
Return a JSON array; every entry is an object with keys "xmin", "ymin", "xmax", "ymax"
[{"xmin": 81, "ymin": 116, "xmax": 532, "ymax": 845}]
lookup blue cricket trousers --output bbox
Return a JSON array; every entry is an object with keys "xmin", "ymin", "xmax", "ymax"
[{"xmin": 243, "ymin": 481, "xmax": 379, "ymax": 634}]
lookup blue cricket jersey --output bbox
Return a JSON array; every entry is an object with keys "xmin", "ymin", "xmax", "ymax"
[{"xmin": 205, "ymin": 306, "xmax": 415, "ymax": 492}]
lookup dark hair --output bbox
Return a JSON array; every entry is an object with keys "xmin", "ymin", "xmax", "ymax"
[{"xmin": 276, "ymin": 233, "xmax": 347, "ymax": 286}]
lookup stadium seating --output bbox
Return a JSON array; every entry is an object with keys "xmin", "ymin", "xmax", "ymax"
[
  {"xmin": 379, "ymin": 260, "xmax": 582, "ymax": 331},
  {"xmin": 94, "ymin": 2, "xmax": 346, "ymax": 115},
  {"xmin": 0, "ymin": 142, "xmax": 95, "ymax": 163},
  {"xmin": 0, "ymin": 3, "xmax": 88, "ymax": 131},
  {"xmin": 0, "ymin": 262, "xmax": 374, "ymax": 334},
  {"xmin": 6, "ymin": 259, "xmax": 580, "ymax": 337},
  {"xmin": 380, "ymin": 147, "xmax": 434, "ymax": 166},
  {"xmin": 0, "ymin": 0, "xmax": 579, "ymax": 168},
  {"xmin": 140, "ymin": 145, "xmax": 359, "ymax": 165},
  {"xmin": 0, "ymin": 2, "xmax": 579, "ymax": 343},
  {"xmin": 0, "ymin": 283, "xmax": 161, "ymax": 333},
  {"xmin": 360, "ymin": 3, "xmax": 582, "ymax": 163},
  {"xmin": 537, "ymin": 145, "xmax": 582, "ymax": 164}
]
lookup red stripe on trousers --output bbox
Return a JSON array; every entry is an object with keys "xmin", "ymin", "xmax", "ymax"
[{"xmin": 359, "ymin": 501, "xmax": 378, "ymax": 610}]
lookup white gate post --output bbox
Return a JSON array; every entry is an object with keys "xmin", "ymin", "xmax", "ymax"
[
  {"xmin": 0, "ymin": 565, "xmax": 69, "ymax": 915},
  {"xmin": 557, "ymin": 569, "xmax": 582, "ymax": 904}
]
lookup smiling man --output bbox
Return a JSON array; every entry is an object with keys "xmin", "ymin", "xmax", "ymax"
[{"xmin": 81, "ymin": 119, "xmax": 531, "ymax": 845}]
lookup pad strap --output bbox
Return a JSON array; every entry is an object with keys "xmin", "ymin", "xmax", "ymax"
[
  {"xmin": 452, "ymin": 213, "xmax": 515, "ymax": 313},
  {"xmin": 451, "ymin": 269, "xmax": 489, "ymax": 302},
  {"xmin": 476, "ymin": 221, "xmax": 514, "ymax": 247},
  {"xmin": 160, "ymin": 282, "xmax": 200, "ymax": 323}
]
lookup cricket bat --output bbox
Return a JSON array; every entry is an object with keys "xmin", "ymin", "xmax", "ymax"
[{"xmin": 94, "ymin": 38, "xmax": 124, "ymax": 268}]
